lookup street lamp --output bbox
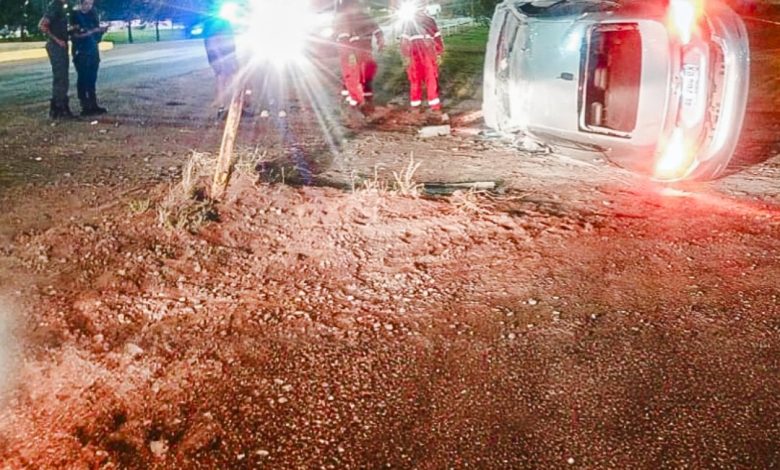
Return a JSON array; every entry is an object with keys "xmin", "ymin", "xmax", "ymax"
[{"xmin": 22, "ymin": 0, "xmax": 30, "ymax": 39}]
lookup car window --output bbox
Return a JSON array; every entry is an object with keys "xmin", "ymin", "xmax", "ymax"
[
  {"xmin": 581, "ymin": 24, "xmax": 642, "ymax": 136},
  {"xmin": 517, "ymin": 0, "xmax": 619, "ymax": 17}
]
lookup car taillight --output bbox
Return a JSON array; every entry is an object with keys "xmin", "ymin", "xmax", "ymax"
[
  {"xmin": 658, "ymin": 0, "xmax": 710, "ymax": 180},
  {"xmin": 654, "ymin": 127, "xmax": 696, "ymax": 180},
  {"xmin": 668, "ymin": 0, "xmax": 704, "ymax": 45}
]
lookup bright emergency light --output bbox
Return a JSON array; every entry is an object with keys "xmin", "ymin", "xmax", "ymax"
[
  {"xmin": 397, "ymin": 1, "xmax": 418, "ymax": 23},
  {"xmin": 654, "ymin": 128, "xmax": 695, "ymax": 179},
  {"xmin": 247, "ymin": 0, "xmax": 309, "ymax": 65},
  {"xmin": 218, "ymin": 1, "xmax": 241, "ymax": 23},
  {"xmin": 668, "ymin": 0, "xmax": 703, "ymax": 45},
  {"xmin": 221, "ymin": 0, "xmax": 326, "ymax": 67}
]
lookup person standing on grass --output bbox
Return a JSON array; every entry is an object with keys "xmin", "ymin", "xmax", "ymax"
[
  {"xmin": 39, "ymin": 0, "xmax": 74, "ymax": 119},
  {"xmin": 70, "ymin": 0, "xmax": 109, "ymax": 116},
  {"xmin": 335, "ymin": 0, "xmax": 384, "ymax": 113},
  {"xmin": 399, "ymin": 1, "xmax": 444, "ymax": 114}
]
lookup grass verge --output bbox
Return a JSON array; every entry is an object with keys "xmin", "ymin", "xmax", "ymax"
[{"xmin": 103, "ymin": 28, "xmax": 187, "ymax": 45}]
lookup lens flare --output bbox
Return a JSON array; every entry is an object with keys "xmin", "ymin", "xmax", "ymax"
[
  {"xmin": 397, "ymin": 1, "xmax": 418, "ymax": 23},
  {"xmin": 230, "ymin": 0, "xmax": 337, "ymax": 67},
  {"xmin": 218, "ymin": 1, "xmax": 241, "ymax": 23},
  {"xmin": 654, "ymin": 128, "xmax": 696, "ymax": 180},
  {"xmin": 211, "ymin": 0, "xmax": 349, "ymax": 181},
  {"xmin": 239, "ymin": 0, "xmax": 313, "ymax": 66},
  {"xmin": 668, "ymin": 0, "xmax": 703, "ymax": 45}
]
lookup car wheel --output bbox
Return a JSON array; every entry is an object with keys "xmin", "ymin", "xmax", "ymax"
[{"xmin": 517, "ymin": 0, "xmax": 621, "ymax": 17}]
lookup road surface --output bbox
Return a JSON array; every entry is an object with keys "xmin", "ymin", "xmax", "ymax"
[
  {"xmin": 0, "ymin": 40, "xmax": 209, "ymax": 107},
  {"xmin": 0, "ymin": 16, "xmax": 475, "ymax": 109}
]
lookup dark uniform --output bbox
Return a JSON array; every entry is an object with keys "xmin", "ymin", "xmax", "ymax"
[
  {"xmin": 40, "ymin": 0, "xmax": 72, "ymax": 118},
  {"xmin": 203, "ymin": 16, "xmax": 239, "ymax": 78},
  {"xmin": 70, "ymin": 7, "xmax": 107, "ymax": 115},
  {"xmin": 202, "ymin": 16, "xmax": 241, "ymax": 117}
]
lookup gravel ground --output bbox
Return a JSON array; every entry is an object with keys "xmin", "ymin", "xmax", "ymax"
[
  {"xmin": 0, "ymin": 14, "xmax": 778, "ymax": 470},
  {"xmin": 0, "ymin": 175, "xmax": 778, "ymax": 469}
]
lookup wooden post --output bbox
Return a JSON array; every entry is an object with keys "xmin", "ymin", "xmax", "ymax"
[{"xmin": 211, "ymin": 87, "xmax": 246, "ymax": 199}]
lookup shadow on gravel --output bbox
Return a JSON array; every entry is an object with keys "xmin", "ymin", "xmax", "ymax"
[
  {"xmin": 726, "ymin": 109, "xmax": 780, "ymax": 175},
  {"xmin": 723, "ymin": 14, "xmax": 780, "ymax": 175}
]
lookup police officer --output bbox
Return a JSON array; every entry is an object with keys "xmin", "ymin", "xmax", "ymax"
[
  {"xmin": 38, "ymin": 0, "xmax": 74, "ymax": 119},
  {"xmin": 70, "ymin": 0, "xmax": 108, "ymax": 116}
]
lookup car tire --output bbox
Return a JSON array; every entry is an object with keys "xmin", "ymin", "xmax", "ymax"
[{"xmin": 517, "ymin": 1, "xmax": 621, "ymax": 17}]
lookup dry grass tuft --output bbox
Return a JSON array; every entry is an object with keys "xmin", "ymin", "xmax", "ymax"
[
  {"xmin": 156, "ymin": 151, "xmax": 220, "ymax": 232},
  {"xmin": 451, "ymin": 188, "xmax": 493, "ymax": 215},
  {"xmin": 391, "ymin": 153, "xmax": 422, "ymax": 197},
  {"xmin": 157, "ymin": 147, "xmax": 296, "ymax": 231},
  {"xmin": 128, "ymin": 198, "xmax": 152, "ymax": 214},
  {"xmin": 181, "ymin": 151, "xmax": 217, "ymax": 199},
  {"xmin": 157, "ymin": 191, "xmax": 218, "ymax": 232},
  {"xmin": 351, "ymin": 168, "xmax": 389, "ymax": 195},
  {"xmin": 236, "ymin": 147, "xmax": 272, "ymax": 179},
  {"xmin": 350, "ymin": 154, "xmax": 422, "ymax": 198}
]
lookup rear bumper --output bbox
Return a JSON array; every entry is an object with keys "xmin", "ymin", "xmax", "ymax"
[{"xmin": 664, "ymin": 3, "xmax": 750, "ymax": 180}]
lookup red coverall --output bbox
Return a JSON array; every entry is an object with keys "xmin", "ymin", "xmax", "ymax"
[
  {"xmin": 400, "ymin": 12, "xmax": 444, "ymax": 110},
  {"xmin": 335, "ymin": 10, "xmax": 384, "ymax": 107}
]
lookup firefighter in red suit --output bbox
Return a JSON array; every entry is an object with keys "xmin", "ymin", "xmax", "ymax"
[
  {"xmin": 335, "ymin": 0, "xmax": 384, "ymax": 110},
  {"xmin": 400, "ymin": 3, "xmax": 444, "ymax": 111}
]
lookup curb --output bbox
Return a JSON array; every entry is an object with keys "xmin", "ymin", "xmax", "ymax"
[
  {"xmin": 0, "ymin": 42, "xmax": 47, "ymax": 52},
  {"xmin": 0, "ymin": 41, "xmax": 114, "ymax": 64}
]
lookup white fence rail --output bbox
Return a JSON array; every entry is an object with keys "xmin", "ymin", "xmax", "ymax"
[{"xmin": 383, "ymin": 17, "xmax": 476, "ymax": 46}]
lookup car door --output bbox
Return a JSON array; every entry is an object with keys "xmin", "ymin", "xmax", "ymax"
[{"xmin": 493, "ymin": 12, "xmax": 522, "ymax": 129}]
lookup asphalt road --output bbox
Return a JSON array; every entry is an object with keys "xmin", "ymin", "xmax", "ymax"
[{"xmin": 0, "ymin": 40, "xmax": 209, "ymax": 107}]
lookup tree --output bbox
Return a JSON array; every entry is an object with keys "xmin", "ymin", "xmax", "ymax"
[
  {"xmin": 98, "ymin": 0, "xmax": 139, "ymax": 41},
  {"xmin": 99, "ymin": 0, "xmax": 211, "ymax": 42},
  {"xmin": 0, "ymin": 0, "xmax": 45, "ymax": 39},
  {"xmin": 140, "ymin": 0, "xmax": 211, "ymax": 24},
  {"xmin": 449, "ymin": 0, "xmax": 502, "ymax": 19}
]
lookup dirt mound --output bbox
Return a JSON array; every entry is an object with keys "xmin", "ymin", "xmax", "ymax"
[
  {"xmin": 0, "ymin": 178, "xmax": 554, "ymax": 468},
  {"xmin": 1, "ymin": 177, "xmax": 779, "ymax": 469}
]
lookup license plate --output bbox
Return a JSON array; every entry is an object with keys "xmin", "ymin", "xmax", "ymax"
[{"xmin": 681, "ymin": 64, "xmax": 700, "ymax": 109}]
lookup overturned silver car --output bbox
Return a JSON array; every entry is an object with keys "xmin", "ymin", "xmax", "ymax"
[{"xmin": 483, "ymin": 0, "xmax": 750, "ymax": 181}]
